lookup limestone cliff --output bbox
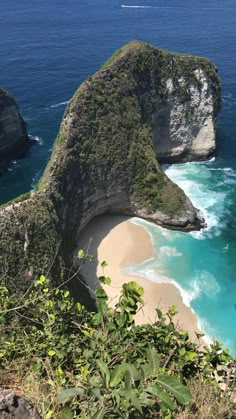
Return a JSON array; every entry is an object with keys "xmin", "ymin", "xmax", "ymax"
[
  {"xmin": 153, "ymin": 67, "xmax": 220, "ymax": 162},
  {"xmin": 0, "ymin": 41, "xmax": 221, "ymax": 299},
  {"xmin": 0, "ymin": 88, "xmax": 31, "ymax": 172}
]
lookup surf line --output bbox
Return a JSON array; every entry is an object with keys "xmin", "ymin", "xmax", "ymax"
[{"xmin": 50, "ymin": 100, "xmax": 69, "ymax": 109}]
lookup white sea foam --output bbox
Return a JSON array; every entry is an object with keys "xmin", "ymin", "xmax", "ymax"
[
  {"xmin": 49, "ymin": 100, "xmax": 69, "ymax": 109},
  {"xmin": 121, "ymin": 5, "xmax": 153, "ymax": 8},
  {"xmin": 165, "ymin": 162, "xmax": 228, "ymax": 239},
  {"xmin": 125, "ymin": 264, "xmax": 193, "ymax": 307},
  {"xmin": 30, "ymin": 135, "xmax": 43, "ymax": 145},
  {"xmin": 121, "ymin": 5, "xmax": 236, "ymax": 11},
  {"xmin": 31, "ymin": 171, "xmax": 41, "ymax": 191},
  {"xmin": 209, "ymin": 167, "xmax": 233, "ymax": 172},
  {"xmin": 159, "ymin": 246, "xmax": 182, "ymax": 257},
  {"xmin": 131, "ymin": 217, "xmax": 157, "ymax": 250},
  {"xmin": 125, "ymin": 264, "xmax": 221, "ymax": 307}
]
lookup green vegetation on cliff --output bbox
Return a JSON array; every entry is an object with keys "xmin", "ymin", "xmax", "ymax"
[
  {"xmin": 0, "ymin": 87, "xmax": 10, "ymax": 96},
  {"xmin": 40, "ymin": 41, "xmax": 214, "ymax": 220},
  {"xmin": 0, "ymin": 41, "xmax": 221, "ymax": 301},
  {"xmin": 0, "ymin": 263, "xmax": 235, "ymax": 418}
]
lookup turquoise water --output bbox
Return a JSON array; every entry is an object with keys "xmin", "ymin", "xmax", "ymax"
[
  {"xmin": 129, "ymin": 158, "xmax": 236, "ymax": 353},
  {"xmin": 1, "ymin": 0, "xmax": 236, "ymax": 352}
]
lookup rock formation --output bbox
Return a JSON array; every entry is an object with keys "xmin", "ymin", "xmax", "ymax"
[
  {"xmin": 152, "ymin": 67, "xmax": 220, "ymax": 162},
  {"xmin": 0, "ymin": 88, "xmax": 31, "ymax": 173},
  {"xmin": 0, "ymin": 41, "xmax": 221, "ymax": 302},
  {"xmin": 0, "ymin": 389, "xmax": 41, "ymax": 418}
]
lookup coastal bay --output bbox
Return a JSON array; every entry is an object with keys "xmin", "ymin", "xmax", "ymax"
[
  {"xmin": 1, "ymin": 0, "xmax": 236, "ymax": 355},
  {"xmin": 77, "ymin": 215, "xmax": 204, "ymax": 344}
]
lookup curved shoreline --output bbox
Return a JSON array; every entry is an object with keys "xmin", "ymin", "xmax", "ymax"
[{"xmin": 77, "ymin": 214, "xmax": 209, "ymax": 345}]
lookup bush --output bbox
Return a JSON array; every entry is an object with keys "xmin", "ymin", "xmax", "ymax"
[{"xmin": 0, "ymin": 261, "xmax": 235, "ymax": 418}]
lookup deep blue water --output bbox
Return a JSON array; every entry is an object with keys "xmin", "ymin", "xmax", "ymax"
[{"xmin": 1, "ymin": 0, "xmax": 236, "ymax": 351}]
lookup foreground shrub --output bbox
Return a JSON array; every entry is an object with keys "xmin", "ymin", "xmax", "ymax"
[{"xmin": 0, "ymin": 264, "xmax": 235, "ymax": 418}]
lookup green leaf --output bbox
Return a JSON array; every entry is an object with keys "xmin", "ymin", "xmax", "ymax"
[
  {"xmin": 35, "ymin": 275, "xmax": 47, "ymax": 286},
  {"xmin": 156, "ymin": 375, "xmax": 192, "ymax": 405},
  {"xmin": 101, "ymin": 260, "xmax": 108, "ymax": 268},
  {"xmin": 185, "ymin": 351, "xmax": 197, "ymax": 362},
  {"xmin": 63, "ymin": 290, "xmax": 70, "ymax": 298},
  {"xmin": 89, "ymin": 376, "xmax": 102, "ymax": 387},
  {"xmin": 76, "ymin": 302, "xmax": 82, "ymax": 312},
  {"xmin": 146, "ymin": 385, "xmax": 176, "ymax": 411},
  {"xmin": 92, "ymin": 312, "xmax": 102, "ymax": 326},
  {"xmin": 78, "ymin": 249, "xmax": 85, "ymax": 258},
  {"xmin": 105, "ymin": 276, "xmax": 111, "ymax": 285},
  {"xmin": 98, "ymin": 301, "xmax": 108, "ymax": 316},
  {"xmin": 57, "ymin": 387, "xmax": 85, "ymax": 404},
  {"xmin": 91, "ymin": 388, "xmax": 102, "ymax": 400},
  {"xmin": 119, "ymin": 389, "xmax": 142, "ymax": 414},
  {"xmin": 124, "ymin": 365, "xmax": 140, "ymax": 389},
  {"xmin": 96, "ymin": 288, "xmax": 108, "ymax": 300},
  {"xmin": 179, "ymin": 348, "xmax": 185, "ymax": 356},
  {"xmin": 112, "ymin": 389, "xmax": 121, "ymax": 407},
  {"xmin": 123, "ymin": 281, "xmax": 144, "ymax": 297},
  {"xmin": 156, "ymin": 308, "xmax": 163, "ymax": 319},
  {"xmin": 39, "ymin": 275, "xmax": 46, "ymax": 283},
  {"xmin": 98, "ymin": 276, "xmax": 111, "ymax": 285},
  {"xmin": 110, "ymin": 363, "xmax": 130, "ymax": 387},
  {"xmin": 146, "ymin": 347, "xmax": 160, "ymax": 373},
  {"xmin": 83, "ymin": 349, "xmax": 94, "ymax": 360},
  {"xmin": 45, "ymin": 410, "xmax": 54, "ymax": 419},
  {"xmin": 141, "ymin": 363, "xmax": 153, "ymax": 381},
  {"xmin": 115, "ymin": 314, "xmax": 126, "ymax": 328},
  {"xmin": 98, "ymin": 276, "xmax": 106, "ymax": 284},
  {"xmin": 59, "ymin": 407, "xmax": 74, "ymax": 419},
  {"xmin": 92, "ymin": 409, "xmax": 104, "ymax": 419},
  {"xmin": 96, "ymin": 360, "xmax": 110, "ymax": 388},
  {"xmin": 48, "ymin": 350, "xmax": 56, "ymax": 357}
]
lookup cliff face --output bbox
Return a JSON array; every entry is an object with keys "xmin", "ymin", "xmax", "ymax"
[
  {"xmin": 153, "ymin": 68, "xmax": 220, "ymax": 162},
  {"xmin": 0, "ymin": 41, "xmax": 221, "ymax": 300},
  {"xmin": 0, "ymin": 88, "xmax": 30, "ymax": 172}
]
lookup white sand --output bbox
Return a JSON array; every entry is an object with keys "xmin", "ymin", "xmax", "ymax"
[{"xmin": 77, "ymin": 215, "xmax": 204, "ymax": 344}]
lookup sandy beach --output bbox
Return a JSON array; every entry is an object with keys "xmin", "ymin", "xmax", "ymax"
[{"xmin": 77, "ymin": 215, "xmax": 203, "ymax": 343}]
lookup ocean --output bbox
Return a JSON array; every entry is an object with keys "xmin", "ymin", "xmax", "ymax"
[{"xmin": 1, "ymin": 0, "xmax": 236, "ymax": 352}]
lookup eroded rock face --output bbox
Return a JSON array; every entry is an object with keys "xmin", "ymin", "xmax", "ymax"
[
  {"xmin": 0, "ymin": 41, "xmax": 220, "ymax": 301},
  {"xmin": 0, "ymin": 88, "xmax": 31, "ymax": 172},
  {"xmin": 0, "ymin": 389, "xmax": 41, "ymax": 419},
  {"xmin": 153, "ymin": 69, "xmax": 219, "ymax": 162}
]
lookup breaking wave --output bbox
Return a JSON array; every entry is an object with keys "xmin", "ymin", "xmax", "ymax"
[
  {"xmin": 164, "ymin": 161, "xmax": 231, "ymax": 239},
  {"xmin": 49, "ymin": 100, "xmax": 69, "ymax": 109},
  {"xmin": 29, "ymin": 135, "xmax": 43, "ymax": 145}
]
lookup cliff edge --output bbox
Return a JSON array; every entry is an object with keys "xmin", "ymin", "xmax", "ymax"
[
  {"xmin": 0, "ymin": 88, "xmax": 31, "ymax": 173},
  {"xmin": 0, "ymin": 41, "xmax": 221, "ymax": 299}
]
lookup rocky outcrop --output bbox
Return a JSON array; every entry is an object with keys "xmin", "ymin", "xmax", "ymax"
[
  {"xmin": 0, "ymin": 389, "xmax": 41, "ymax": 418},
  {"xmin": 153, "ymin": 68, "xmax": 220, "ymax": 162},
  {"xmin": 0, "ymin": 41, "xmax": 220, "ymax": 301},
  {"xmin": 0, "ymin": 88, "xmax": 32, "ymax": 173}
]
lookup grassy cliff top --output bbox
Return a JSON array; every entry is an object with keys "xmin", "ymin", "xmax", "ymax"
[
  {"xmin": 0, "ymin": 87, "xmax": 11, "ymax": 97},
  {"xmin": 101, "ymin": 40, "xmax": 216, "ymax": 70}
]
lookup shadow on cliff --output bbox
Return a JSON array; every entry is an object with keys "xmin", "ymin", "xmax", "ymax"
[{"xmin": 72, "ymin": 214, "xmax": 131, "ymax": 307}]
